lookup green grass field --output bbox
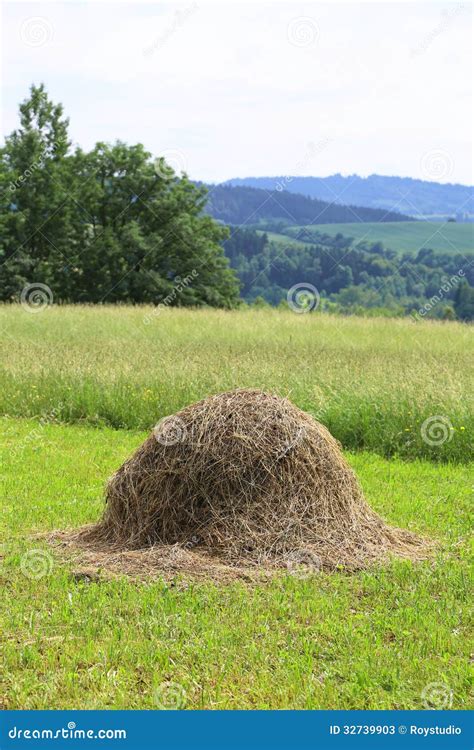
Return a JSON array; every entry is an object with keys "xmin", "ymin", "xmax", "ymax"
[
  {"xmin": 1, "ymin": 418, "xmax": 472, "ymax": 710},
  {"xmin": 277, "ymin": 221, "xmax": 474, "ymax": 256},
  {"xmin": 0, "ymin": 306, "xmax": 471, "ymax": 461},
  {"xmin": 259, "ymin": 230, "xmax": 311, "ymax": 248},
  {"xmin": 0, "ymin": 306, "xmax": 472, "ymax": 710}
]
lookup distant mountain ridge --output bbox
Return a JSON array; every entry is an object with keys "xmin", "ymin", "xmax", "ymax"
[
  {"xmin": 204, "ymin": 183, "xmax": 413, "ymax": 226},
  {"xmin": 224, "ymin": 174, "xmax": 473, "ymax": 221}
]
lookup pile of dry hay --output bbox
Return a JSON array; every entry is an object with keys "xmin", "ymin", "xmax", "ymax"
[{"xmin": 56, "ymin": 389, "xmax": 429, "ymax": 579}]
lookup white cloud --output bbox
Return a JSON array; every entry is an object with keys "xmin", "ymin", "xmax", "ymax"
[{"xmin": 1, "ymin": 1, "xmax": 472, "ymax": 183}]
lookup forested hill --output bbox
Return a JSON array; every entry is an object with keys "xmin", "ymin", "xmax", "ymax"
[
  {"xmin": 222, "ymin": 226, "xmax": 474, "ymax": 319},
  {"xmin": 225, "ymin": 175, "xmax": 474, "ymax": 220},
  {"xmin": 204, "ymin": 184, "xmax": 413, "ymax": 226}
]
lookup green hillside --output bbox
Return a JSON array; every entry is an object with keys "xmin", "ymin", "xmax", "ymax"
[
  {"xmin": 227, "ymin": 175, "xmax": 474, "ymax": 220},
  {"xmin": 287, "ymin": 221, "xmax": 473, "ymax": 256},
  {"xmin": 261, "ymin": 231, "xmax": 310, "ymax": 248}
]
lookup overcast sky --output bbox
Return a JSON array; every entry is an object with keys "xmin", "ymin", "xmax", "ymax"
[{"xmin": 1, "ymin": 1, "xmax": 472, "ymax": 184}]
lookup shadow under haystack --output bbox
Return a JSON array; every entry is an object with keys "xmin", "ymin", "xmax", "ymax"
[{"xmin": 60, "ymin": 389, "xmax": 429, "ymax": 578}]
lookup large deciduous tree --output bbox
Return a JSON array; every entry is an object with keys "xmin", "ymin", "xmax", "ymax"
[{"xmin": 0, "ymin": 85, "xmax": 240, "ymax": 307}]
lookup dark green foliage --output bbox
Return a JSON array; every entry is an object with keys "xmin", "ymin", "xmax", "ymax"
[
  {"xmin": 205, "ymin": 183, "xmax": 413, "ymax": 225},
  {"xmin": 226, "ymin": 174, "xmax": 474, "ymax": 220},
  {"xmin": 2, "ymin": 86, "xmax": 471, "ymax": 318},
  {"xmin": 223, "ymin": 227, "xmax": 473, "ymax": 317},
  {"xmin": 0, "ymin": 86, "xmax": 239, "ymax": 307},
  {"xmin": 454, "ymin": 281, "xmax": 474, "ymax": 321}
]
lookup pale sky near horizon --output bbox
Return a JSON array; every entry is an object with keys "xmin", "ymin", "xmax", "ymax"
[{"xmin": 1, "ymin": 1, "xmax": 472, "ymax": 185}]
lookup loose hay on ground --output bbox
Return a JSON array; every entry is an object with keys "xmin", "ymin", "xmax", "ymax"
[{"xmin": 53, "ymin": 389, "xmax": 431, "ymax": 580}]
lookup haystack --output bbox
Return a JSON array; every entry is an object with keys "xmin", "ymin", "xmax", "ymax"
[{"xmin": 74, "ymin": 389, "xmax": 428, "ymax": 575}]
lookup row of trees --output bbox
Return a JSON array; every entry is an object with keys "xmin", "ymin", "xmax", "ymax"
[
  {"xmin": 1, "ymin": 85, "xmax": 472, "ymax": 320},
  {"xmin": 0, "ymin": 85, "xmax": 240, "ymax": 306},
  {"xmin": 223, "ymin": 228, "xmax": 474, "ymax": 320},
  {"xmin": 205, "ymin": 183, "xmax": 412, "ymax": 225}
]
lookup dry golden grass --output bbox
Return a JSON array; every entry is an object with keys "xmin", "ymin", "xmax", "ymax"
[
  {"xmin": 0, "ymin": 305, "xmax": 471, "ymax": 461},
  {"xmin": 61, "ymin": 389, "xmax": 430, "ymax": 579}
]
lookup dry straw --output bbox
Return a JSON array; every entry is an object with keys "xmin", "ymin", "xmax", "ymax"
[{"xmin": 57, "ymin": 389, "xmax": 430, "ymax": 579}]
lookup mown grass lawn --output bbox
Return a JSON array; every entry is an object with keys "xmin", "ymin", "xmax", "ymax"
[{"xmin": 1, "ymin": 418, "xmax": 471, "ymax": 710}]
